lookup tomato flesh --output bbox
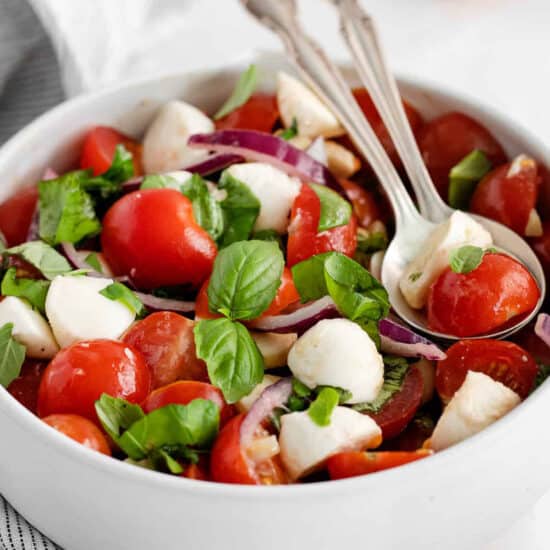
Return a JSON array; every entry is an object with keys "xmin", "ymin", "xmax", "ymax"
[
  {"xmin": 428, "ymin": 253, "xmax": 540, "ymax": 337},
  {"xmin": 338, "ymin": 179, "xmax": 381, "ymax": 228},
  {"xmin": 531, "ymin": 221, "xmax": 550, "ymax": 281},
  {"xmin": 0, "ymin": 185, "xmax": 38, "ymax": 246},
  {"xmin": 7, "ymin": 359, "xmax": 46, "ymax": 414},
  {"xmin": 436, "ymin": 339, "xmax": 538, "ymax": 402},
  {"xmin": 123, "ymin": 312, "xmax": 207, "ymax": 389},
  {"xmin": 215, "ymin": 94, "xmax": 279, "ymax": 133}
]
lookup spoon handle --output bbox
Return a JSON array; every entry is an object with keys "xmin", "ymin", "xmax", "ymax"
[
  {"xmin": 331, "ymin": 0, "xmax": 452, "ymax": 223},
  {"xmin": 240, "ymin": 0, "xmax": 422, "ymax": 230}
]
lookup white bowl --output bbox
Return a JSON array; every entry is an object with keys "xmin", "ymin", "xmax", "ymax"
[{"xmin": 0, "ymin": 53, "xmax": 549, "ymax": 550}]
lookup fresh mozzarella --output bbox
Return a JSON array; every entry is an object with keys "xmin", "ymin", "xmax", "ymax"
[
  {"xmin": 430, "ymin": 371, "xmax": 520, "ymax": 451},
  {"xmin": 142, "ymin": 100, "xmax": 214, "ymax": 174},
  {"xmin": 226, "ymin": 163, "xmax": 301, "ymax": 233},
  {"xmin": 45, "ymin": 276, "xmax": 136, "ymax": 348},
  {"xmin": 251, "ymin": 331, "xmax": 297, "ymax": 368},
  {"xmin": 0, "ymin": 297, "xmax": 58, "ymax": 359},
  {"xmin": 287, "ymin": 318, "xmax": 384, "ymax": 404},
  {"xmin": 277, "ymin": 72, "xmax": 344, "ymax": 139},
  {"xmin": 279, "ymin": 407, "xmax": 382, "ymax": 480},
  {"xmin": 400, "ymin": 210, "xmax": 493, "ymax": 309},
  {"xmin": 324, "ymin": 140, "xmax": 361, "ymax": 179},
  {"xmin": 237, "ymin": 374, "xmax": 281, "ymax": 413},
  {"xmin": 164, "ymin": 170, "xmax": 193, "ymax": 185}
]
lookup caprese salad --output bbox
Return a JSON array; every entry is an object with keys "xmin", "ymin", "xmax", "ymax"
[{"xmin": 0, "ymin": 65, "xmax": 549, "ymax": 484}]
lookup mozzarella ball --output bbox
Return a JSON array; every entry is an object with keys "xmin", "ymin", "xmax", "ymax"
[{"xmin": 251, "ymin": 331, "xmax": 297, "ymax": 368}]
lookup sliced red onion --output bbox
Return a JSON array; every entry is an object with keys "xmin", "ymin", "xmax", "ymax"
[
  {"xmin": 60, "ymin": 242, "xmax": 104, "ymax": 277},
  {"xmin": 535, "ymin": 313, "xmax": 550, "ymax": 348},
  {"xmin": 121, "ymin": 176, "xmax": 143, "ymax": 193},
  {"xmin": 240, "ymin": 378, "xmax": 293, "ymax": 447},
  {"xmin": 42, "ymin": 168, "xmax": 58, "ymax": 181},
  {"xmin": 249, "ymin": 296, "xmax": 339, "ymax": 334},
  {"xmin": 379, "ymin": 318, "xmax": 446, "ymax": 361},
  {"xmin": 188, "ymin": 130, "xmax": 342, "ymax": 192},
  {"xmin": 305, "ymin": 136, "xmax": 327, "ymax": 165},
  {"xmin": 134, "ymin": 292, "xmax": 195, "ymax": 313},
  {"xmin": 181, "ymin": 153, "xmax": 244, "ymax": 176},
  {"xmin": 26, "ymin": 168, "xmax": 58, "ymax": 241}
]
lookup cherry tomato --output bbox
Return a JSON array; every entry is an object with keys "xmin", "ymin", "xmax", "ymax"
[
  {"xmin": 381, "ymin": 414, "xmax": 435, "ymax": 452},
  {"xmin": 101, "ymin": 189, "xmax": 217, "ymax": 289},
  {"xmin": 7, "ymin": 360, "xmax": 46, "ymax": 414},
  {"xmin": 366, "ymin": 366, "xmax": 423, "ymax": 439},
  {"xmin": 142, "ymin": 380, "xmax": 234, "ymax": 425},
  {"xmin": 215, "ymin": 94, "xmax": 279, "ymax": 133},
  {"xmin": 427, "ymin": 253, "xmax": 540, "ymax": 337},
  {"xmin": 37, "ymin": 340, "xmax": 151, "ymax": 422},
  {"xmin": 287, "ymin": 183, "xmax": 357, "ymax": 267},
  {"xmin": 531, "ymin": 221, "xmax": 550, "ymax": 281},
  {"xmin": 80, "ymin": 126, "xmax": 143, "ymax": 176},
  {"xmin": 512, "ymin": 322, "xmax": 550, "ymax": 366},
  {"xmin": 181, "ymin": 459, "xmax": 210, "ymax": 481},
  {"xmin": 0, "ymin": 185, "xmax": 38, "ymax": 246},
  {"xmin": 123, "ymin": 312, "xmax": 207, "ymax": 389},
  {"xmin": 43, "ymin": 414, "xmax": 111, "ymax": 455},
  {"xmin": 417, "ymin": 112, "xmax": 507, "ymax": 199},
  {"xmin": 470, "ymin": 157, "xmax": 539, "ymax": 235},
  {"xmin": 436, "ymin": 339, "xmax": 538, "ymax": 403},
  {"xmin": 327, "ymin": 449, "xmax": 431, "ymax": 480},
  {"xmin": 210, "ymin": 414, "xmax": 287, "ymax": 485},
  {"xmin": 338, "ymin": 179, "xmax": 381, "ymax": 228}
]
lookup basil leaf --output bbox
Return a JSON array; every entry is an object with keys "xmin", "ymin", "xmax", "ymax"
[
  {"xmin": 38, "ymin": 172, "xmax": 101, "ymax": 245},
  {"xmin": 95, "ymin": 393, "xmax": 145, "ymax": 441},
  {"xmin": 84, "ymin": 252, "xmax": 103, "ymax": 273},
  {"xmin": 0, "ymin": 231, "xmax": 6, "ymax": 253},
  {"xmin": 208, "ymin": 240, "xmax": 284, "ymax": 320},
  {"xmin": 280, "ymin": 117, "xmax": 299, "ymax": 141},
  {"xmin": 0, "ymin": 323, "xmax": 26, "ymax": 388},
  {"xmin": 356, "ymin": 228, "xmax": 388, "ymax": 254},
  {"xmin": 308, "ymin": 387, "xmax": 339, "ymax": 427},
  {"xmin": 448, "ymin": 149, "xmax": 492, "ymax": 210},
  {"xmin": 353, "ymin": 356, "xmax": 410, "ymax": 414},
  {"xmin": 217, "ymin": 171, "xmax": 260, "ymax": 247},
  {"xmin": 1, "ymin": 268, "xmax": 49, "ymax": 313},
  {"xmin": 534, "ymin": 364, "xmax": 550, "ymax": 390},
  {"xmin": 311, "ymin": 184, "xmax": 352, "ymax": 232},
  {"xmin": 6, "ymin": 241, "xmax": 72, "ymax": 280},
  {"xmin": 292, "ymin": 377, "xmax": 312, "ymax": 398},
  {"xmin": 181, "ymin": 174, "xmax": 224, "ymax": 240},
  {"xmin": 214, "ymin": 64, "xmax": 258, "ymax": 120},
  {"xmin": 99, "ymin": 282, "xmax": 145, "ymax": 316},
  {"xmin": 140, "ymin": 174, "xmax": 182, "ymax": 190},
  {"xmin": 100, "ymin": 144, "xmax": 134, "ymax": 184},
  {"xmin": 194, "ymin": 318, "xmax": 264, "ymax": 403},
  {"xmin": 291, "ymin": 252, "xmax": 332, "ymax": 303},
  {"xmin": 449, "ymin": 245, "xmax": 485, "ymax": 274}
]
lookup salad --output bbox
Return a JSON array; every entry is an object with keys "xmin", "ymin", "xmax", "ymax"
[{"xmin": 0, "ymin": 64, "xmax": 549, "ymax": 485}]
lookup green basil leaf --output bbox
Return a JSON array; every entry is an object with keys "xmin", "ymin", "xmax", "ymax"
[
  {"xmin": 279, "ymin": 117, "xmax": 299, "ymax": 140},
  {"xmin": 181, "ymin": 174, "xmax": 224, "ymax": 240},
  {"xmin": 292, "ymin": 377, "xmax": 312, "ymax": 398},
  {"xmin": 448, "ymin": 150, "xmax": 492, "ymax": 210},
  {"xmin": 84, "ymin": 252, "xmax": 103, "ymax": 273},
  {"xmin": 194, "ymin": 318, "xmax": 264, "ymax": 403},
  {"xmin": 0, "ymin": 231, "xmax": 6, "ymax": 253},
  {"xmin": 99, "ymin": 144, "xmax": 134, "ymax": 184},
  {"xmin": 534, "ymin": 364, "xmax": 550, "ymax": 390},
  {"xmin": 311, "ymin": 184, "xmax": 352, "ymax": 232},
  {"xmin": 308, "ymin": 387, "xmax": 339, "ymax": 427},
  {"xmin": 315, "ymin": 385, "xmax": 352, "ymax": 404},
  {"xmin": 1, "ymin": 268, "xmax": 49, "ymax": 313},
  {"xmin": 207, "ymin": 240, "xmax": 284, "ymax": 320},
  {"xmin": 356, "ymin": 228, "xmax": 388, "ymax": 254},
  {"xmin": 6, "ymin": 241, "xmax": 72, "ymax": 280},
  {"xmin": 0, "ymin": 323, "xmax": 26, "ymax": 388},
  {"xmin": 140, "ymin": 174, "xmax": 182, "ymax": 190},
  {"xmin": 217, "ymin": 170, "xmax": 260, "ymax": 247},
  {"xmin": 290, "ymin": 252, "xmax": 331, "ymax": 303},
  {"xmin": 214, "ymin": 64, "xmax": 258, "ymax": 120},
  {"xmin": 38, "ymin": 172, "xmax": 101, "ymax": 245},
  {"xmin": 449, "ymin": 245, "xmax": 485, "ymax": 274},
  {"xmin": 99, "ymin": 282, "xmax": 145, "ymax": 316},
  {"xmin": 95, "ymin": 393, "xmax": 145, "ymax": 441}
]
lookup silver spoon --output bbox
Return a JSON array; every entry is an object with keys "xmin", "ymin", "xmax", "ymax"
[{"xmin": 240, "ymin": 0, "xmax": 545, "ymax": 341}]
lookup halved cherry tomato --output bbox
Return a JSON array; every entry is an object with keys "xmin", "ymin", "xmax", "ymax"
[
  {"xmin": 210, "ymin": 414, "xmax": 287, "ymax": 485},
  {"xmin": 287, "ymin": 183, "xmax": 357, "ymax": 267},
  {"xmin": 0, "ymin": 185, "xmax": 38, "ymax": 246},
  {"xmin": 338, "ymin": 179, "xmax": 381, "ymax": 228},
  {"xmin": 37, "ymin": 340, "xmax": 151, "ymax": 422},
  {"xmin": 7, "ymin": 359, "xmax": 46, "ymax": 414},
  {"xmin": 436, "ymin": 339, "xmax": 538, "ymax": 403},
  {"xmin": 366, "ymin": 366, "xmax": 423, "ymax": 439},
  {"xmin": 101, "ymin": 189, "xmax": 217, "ymax": 289},
  {"xmin": 80, "ymin": 126, "xmax": 143, "ymax": 176},
  {"xmin": 142, "ymin": 380, "xmax": 234, "ymax": 425},
  {"xmin": 215, "ymin": 93, "xmax": 279, "ymax": 133},
  {"xmin": 327, "ymin": 449, "xmax": 431, "ymax": 480},
  {"xmin": 43, "ymin": 414, "xmax": 111, "ymax": 455},
  {"xmin": 417, "ymin": 112, "xmax": 507, "ymax": 199},
  {"xmin": 123, "ymin": 312, "xmax": 207, "ymax": 389},
  {"xmin": 470, "ymin": 156, "xmax": 540, "ymax": 235},
  {"xmin": 531, "ymin": 221, "xmax": 550, "ymax": 281},
  {"xmin": 381, "ymin": 414, "xmax": 435, "ymax": 452},
  {"xmin": 181, "ymin": 459, "xmax": 210, "ymax": 481},
  {"xmin": 427, "ymin": 253, "xmax": 540, "ymax": 337}
]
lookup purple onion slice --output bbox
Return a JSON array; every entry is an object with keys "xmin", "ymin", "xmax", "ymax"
[
  {"xmin": 133, "ymin": 292, "xmax": 195, "ymax": 314},
  {"xmin": 535, "ymin": 313, "xmax": 550, "ymax": 348}
]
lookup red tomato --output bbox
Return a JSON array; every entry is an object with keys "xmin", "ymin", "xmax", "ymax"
[
  {"xmin": 436, "ymin": 339, "xmax": 538, "ymax": 403},
  {"xmin": 512, "ymin": 322, "xmax": 550, "ymax": 366},
  {"xmin": 210, "ymin": 414, "xmax": 287, "ymax": 485},
  {"xmin": 381, "ymin": 414, "xmax": 435, "ymax": 452},
  {"xmin": 37, "ymin": 340, "xmax": 151, "ymax": 422},
  {"xmin": 101, "ymin": 189, "xmax": 217, "ymax": 289},
  {"xmin": 7, "ymin": 360, "xmax": 46, "ymax": 414},
  {"xmin": 531, "ymin": 221, "xmax": 550, "ymax": 280},
  {"xmin": 367, "ymin": 366, "xmax": 423, "ymax": 439},
  {"xmin": 327, "ymin": 449, "xmax": 431, "ymax": 480},
  {"xmin": 43, "ymin": 414, "xmax": 111, "ymax": 455},
  {"xmin": 80, "ymin": 126, "xmax": 143, "ymax": 176},
  {"xmin": 470, "ymin": 157, "xmax": 539, "ymax": 235},
  {"xmin": 215, "ymin": 94, "xmax": 279, "ymax": 133},
  {"xmin": 123, "ymin": 312, "xmax": 207, "ymax": 389},
  {"xmin": 427, "ymin": 253, "xmax": 540, "ymax": 337},
  {"xmin": 0, "ymin": 185, "xmax": 38, "ymax": 246},
  {"xmin": 287, "ymin": 184, "xmax": 357, "ymax": 267},
  {"xmin": 417, "ymin": 112, "xmax": 507, "ymax": 199},
  {"xmin": 338, "ymin": 179, "xmax": 381, "ymax": 228},
  {"xmin": 181, "ymin": 460, "xmax": 210, "ymax": 481},
  {"xmin": 142, "ymin": 381, "xmax": 234, "ymax": 425}
]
